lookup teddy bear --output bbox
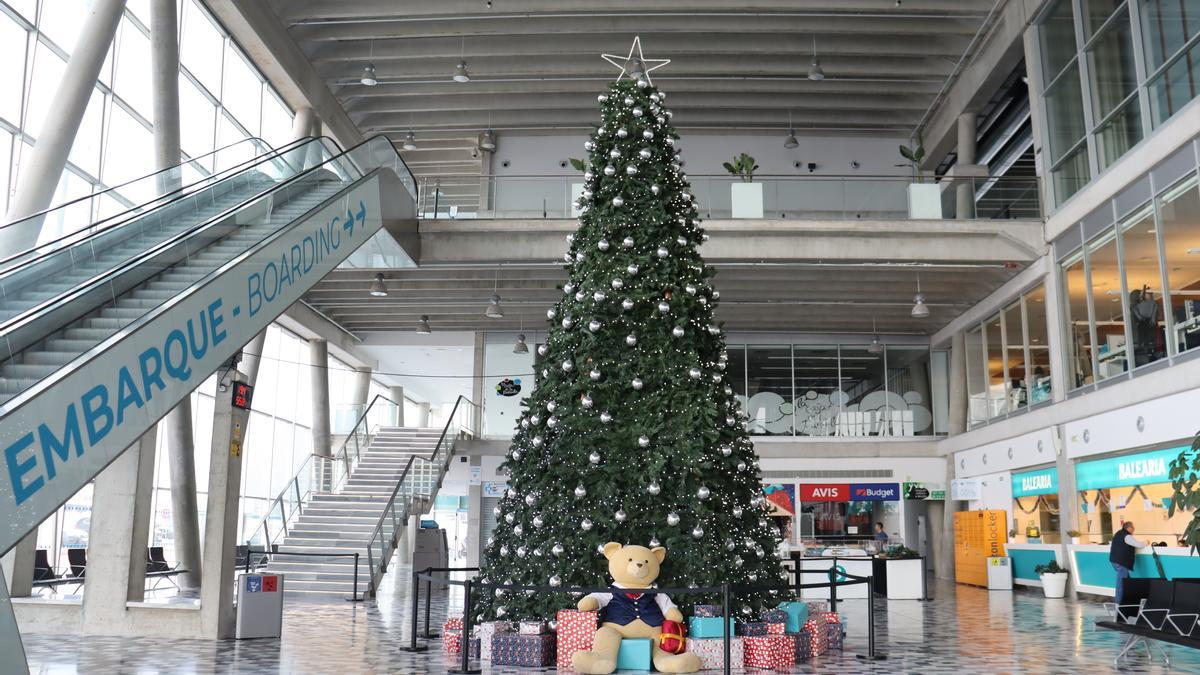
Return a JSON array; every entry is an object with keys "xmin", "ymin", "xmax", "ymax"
[{"xmin": 571, "ymin": 542, "xmax": 702, "ymax": 674}]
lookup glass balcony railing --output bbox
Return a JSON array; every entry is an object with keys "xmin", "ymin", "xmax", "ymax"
[{"xmin": 418, "ymin": 173, "xmax": 1042, "ymax": 221}]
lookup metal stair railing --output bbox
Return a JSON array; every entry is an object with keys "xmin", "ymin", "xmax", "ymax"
[
  {"xmin": 365, "ymin": 395, "xmax": 478, "ymax": 597},
  {"xmin": 245, "ymin": 394, "xmax": 403, "ymax": 553}
]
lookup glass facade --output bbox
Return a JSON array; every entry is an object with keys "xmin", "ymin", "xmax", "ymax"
[
  {"xmin": 1057, "ymin": 138, "xmax": 1200, "ymax": 392},
  {"xmin": 966, "ymin": 285, "xmax": 1054, "ymax": 426},
  {"xmin": 729, "ymin": 343, "xmax": 936, "ymax": 437},
  {"xmin": 1036, "ymin": 0, "xmax": 1200, "ymax": 207}
]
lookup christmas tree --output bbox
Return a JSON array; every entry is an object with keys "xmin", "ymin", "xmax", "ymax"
[{"xmin": 475, "ymin": 38, "xmax": 784, "ymax": 623}]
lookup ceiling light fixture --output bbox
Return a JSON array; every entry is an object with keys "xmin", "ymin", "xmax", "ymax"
[
  {"xmin": 402, "ymin": 131, "xmax": 417, "ymax": 151},
  {"xmin": 416, "ymin": 315, "xmax": 431, "ymax": 335},
  {"xmin": 868, "ymin": 317, "xmax": 884, "ymax": 354},
  {"xmin": 453, "ymin": 38, "xmax": 470, "ymax": 82},
  {"xmin": 368, "ymin": 272, "xmax": 388, "ymax": 297},
  {"xmin": 784, "ymin": 111, "xmax": 798, "ymax": 149},
  {"xmin": 808, "ymin": 34, "xmax": 825, "ymax": 81},
  {"xmin": 361, "ymin": 40, "xmax": 377, "ymax": 86},
  {"xmin": 911, "ymin": 275, "xmax": 930, "ymax": 318},
  {"xmin": 486, "ymin": 293, "xmax": 504, "ymax": 318},
  {"xmin": 513, "ymin": 333, "xmax": 529, "ymax": 354}
]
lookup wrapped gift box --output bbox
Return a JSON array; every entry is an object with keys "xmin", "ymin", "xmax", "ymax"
[
  {"xmin": 766, "ymin": 622, "xmax": 786, "ymax": 635},
  {"xmin": 806, "ymin": 601, "xmax": 829, "ymax": 614},
  {"xmin": 800, "ymin": 618, "xmax": 830, "ymax": 658},
  {"xmin": 826, "ymin": 622, "xmax": 843, "ymax": 650},
  {"xmin": 743, "ymin": 635, "xmax": 796, "ymax": 669},
  {"xmin": 693, "ymin": 604, "xmax": 724, "ymax": 618},
  {"xmin": 617, "ymin": 638, "xmax": 653, "ymax": 671},
  {"xmin": 686, "ymin": 637, "xmax": 744, "ymax": 670},
  {"xmin": 492, "ymin": 633, "xmax": 556, "ymax": 667},
  {"xmin": 761, "ymin": 609, "xmax": 788, "ymax": 624},
  {"xmin": 519, "ymin": 620, "xmax": 546, "ymax": 635},
  {"xmin": 689, "ymin": 616, "xmax": 735, "ymax": 639},
  {"xmin": 555, "ymin": 609, "xmax": 597, "ymax": 669},
  {"xmin": 442, "ymin": 630, "xmax": 462, "ymax": 655},
  {"xmin": 737, "ymin": 621, "xmax": 770, "ymax": 637},
  {"xmin": 468, "ymin": 638, "xmax": 481, "ymax": 659},
  {"xmin": 475, "ymin": 621, "xmax": 513, "ymax": 661},
  {"xmin": 794, "ymin": 631, "xmax": 812, "ymax": 662},
  {"xmin": 776, "ymin": 602, "xmax": 809, "ymax": 634},
  {"xmin": 444, "ymin": 615, "xmax": 464, "ymax": 632}
]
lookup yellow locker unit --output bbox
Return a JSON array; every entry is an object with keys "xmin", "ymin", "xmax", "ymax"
[{"xmin": 954, "ymin": 509, "xmax": 1007, "ymax": 587}]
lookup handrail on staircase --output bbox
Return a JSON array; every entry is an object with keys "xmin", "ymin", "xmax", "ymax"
[
  {"xmin": 244, "ymin": 393, "xmax": 404, "ymax": 554},
  {"xmin": 364, "ymin": 395, "xmax": 478, "ymax": 597}
]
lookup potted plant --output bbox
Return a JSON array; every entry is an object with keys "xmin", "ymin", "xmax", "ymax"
[
  {"xmin": 898, "ymin": 135, "xmax": 942, "ymax": 219},
  {"xmin": 1034, "ymin": 560, "xmax": 1069, "ymax": 598},
  {"xmin": 1067, "ymin": 529, "xmax": 1081, "ymax": 545},
  {"xmin": 724, "ymin": 153, "xmax": 763, "ymax": 218}
]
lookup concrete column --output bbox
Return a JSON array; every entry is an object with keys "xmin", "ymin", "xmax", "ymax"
[
  {"xmin": 198, "ymin": 372, "xmax": 251, "ymax": 638},
  {"xmin": 955, "ymin": 112, "xmax": 978, "ymax": 219},
  {"xmin": 948, "ymin": 331, "xmax": 968, "ymax": 435},
  {"xmin": 291, "ymin": 107, "xmax": 315, "ymax": 142},
  {"xmin": 310, "ymin": 339, "xmax": 331, "ymax": 458},
  {"xmin": 1053, "ymin": 424, "xmax": 1080, "ymax": 598},
  {"xmin": 390, "ymin": 386, "xmax": 406, "ymax": 426},
  {"xmin": 0, "ymin": 565, "xmax": 26, "ymax": 673},
  {"xmin": 1042, "ymin": 257, "xmax": 1071, "ymax": 403},
  {"xmin": 937, "ymin": 330, "xmax": 968, "ymax": 581},
  {"xmin": 165, "ymin": 398, "xmax": 202, "ymax": 595},
  {"xmin": 417, "ymin": 402, "xmax": 431, "ymax": 427},
  {"xmin": 0, "ymin": 532, "xmax": 36, "ymax": 598},
  {"xmin": 150, "ymin": 0, "xmax": 180, "ymax": 195},
  {"xmin": 81, "ymin": 431, "xmax": 156, "ymax": 631},
  {"xmin": 938, "ymin": 458, "xmax": 958, "ymax": 581},
  {"xmin": 0, "ymin": 0, "xmax": 127, "ymax": 254},
  {"xmin": 466, "ymin": 456, "xmax": 483, "ymax": 567},
  {"xmin": 472, "ymin": 332, "xmax": 485, "ymax": 435},
  {"xmin": 352, "ymin": 366, "xmax": 372, "ymax": 413},
  {"xmin": 238, "ymin": 330, "xmax": 269, "ymax": 387}
]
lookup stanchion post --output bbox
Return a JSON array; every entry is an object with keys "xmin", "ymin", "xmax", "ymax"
[
  {"xmin": 346, "ymin": 552, "xmax": 363, "ymax": 602},
  {"xmin": 868, "ymin": 576, "xmax": 875, "ymax": 658},
  {"xmin": 244, "ymin": 540, "xmax": 251, "ymax": 574},
  {"xmin": 448, "ymin": 578, "xmax": 482, "ymax": 674},
  {"xmin": 399, "ymin": 569, "xmax": 428, "ymax": 652},
  {"xmin": 829, "ymin": 565, "xmax": 838, "ymax": 612},
  {"xmin": 721, "ymin": 583, "xmax": 731, "ymax": 675},
  {"xmin": 421, "ymin": 575, "xmax": 440, "ymax": 638}
]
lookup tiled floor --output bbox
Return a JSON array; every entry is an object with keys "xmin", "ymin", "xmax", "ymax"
[{"xmin": 21, "ymin": 568, "xmax": 1200, "ymax": 674}]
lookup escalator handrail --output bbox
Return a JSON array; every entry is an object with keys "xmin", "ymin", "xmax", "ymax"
[
  {"xmin": 0, "ymin": 136, "xmax": 340, "ymax": 271},
  {"xmin": 0, "ymin": 135, "xmax": 407, "ymax": 345},
  {"xmin": 0, "ymin": 136, "xmax": 272, "ymax": 231}
]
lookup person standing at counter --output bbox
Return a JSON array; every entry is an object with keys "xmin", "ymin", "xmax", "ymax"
[
  {"xmin": 874, "ymin": 522, "xmax": 889, "ymax": 543},
  {"xmin": 1110, "ymin": 521, "xmax": 1147, "ymax": 604}
]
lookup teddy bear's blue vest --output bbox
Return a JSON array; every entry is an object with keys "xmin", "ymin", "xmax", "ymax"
[{"xmin": 601, "ymin": 586, "xmax": 665, "ymax": 626}]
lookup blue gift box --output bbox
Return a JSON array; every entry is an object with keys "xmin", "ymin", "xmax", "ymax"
[
  {"xmin": 795, "ymin": 631, "xmax": 813, "ymax": 661},
  {"xmin": 737, "ymin": 621, "xmax": 770, "ymax": 636},
  {"xmin": 761, "ymin": 609, "xmax": 788, "ymax": 624},
  {"xmin": 777, "ymin": 601, "xmax": 809, "ymax": 634},
  {"xmin": 693, "ymin": 604, "xmax": 723, "ymax": 618},
  {"xmin": 617, "ymin": 638, "xmax": 653, "ymax": 671},
  {"xmin": 689, "ymin": 616, "xmax": 735, "ymax": 639},
  {"xmin": 491, "ymin": 633, "xmax": 556, "ymax": 667},
  {"xmin": 826, "ymin": 623, "xmax": 844, "ymax": 650}
]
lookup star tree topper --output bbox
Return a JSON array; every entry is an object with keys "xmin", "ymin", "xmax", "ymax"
[{"xmin": 602, "ymin": 36, "xmax": 670, "ymax": 85}]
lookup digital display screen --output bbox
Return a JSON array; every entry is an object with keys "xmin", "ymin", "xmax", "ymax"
[{"xmin": 232, "ymin": 382, "xmax": 254, "ymax": 410}]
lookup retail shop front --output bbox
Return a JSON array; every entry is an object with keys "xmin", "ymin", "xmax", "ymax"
[{"xmin": 1003, "ymin": 466, "xmax": 1061, "ymax": 586}]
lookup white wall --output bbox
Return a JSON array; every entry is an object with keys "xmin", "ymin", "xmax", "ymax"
[
  {"xmin": 1062, "ymin": 385, "xmax": 1200, "ymax": 459},
  {"xmin": 955, "ymin": 427, "xmax": 1058, "ymax": 479},
  {"xmin": 483, "ymin": 332, "xmax": 537, "ymax": 437},
  {"xmin": 966, "ymin": 470, "xmax": 1014, "ymax": 532}
]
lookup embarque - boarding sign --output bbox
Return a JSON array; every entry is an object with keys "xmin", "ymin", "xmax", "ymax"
[{"xmin": 0, "ymin": 175, "xmax": 384, "ymax": 555}]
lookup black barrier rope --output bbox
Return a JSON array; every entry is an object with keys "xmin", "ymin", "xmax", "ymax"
[
  {"xmin": 403, "ymin": 563, "xmax": 885, "ymax": 673},
  {"xmin": 245, "ymin": 548, "xmax": 364, "ymax": 602}
]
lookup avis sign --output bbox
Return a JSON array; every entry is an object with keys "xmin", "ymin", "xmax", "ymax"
[
  {"xmin": 800, "ymin": 483, "xmax": 848, "ymax": 502},
  {"xmin": 0, "ymin": 176, "xmax": 383, "ymax": 555}
]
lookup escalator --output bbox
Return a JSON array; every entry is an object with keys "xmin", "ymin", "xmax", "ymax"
[{"xmin": 0, "ymin": 134, "xmax": 415, "ymax": 562}]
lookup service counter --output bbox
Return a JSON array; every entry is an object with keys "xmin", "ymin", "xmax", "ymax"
[{"xmin": 1006, "ymin": 543, "xmax": 1200, "ymax": 595}]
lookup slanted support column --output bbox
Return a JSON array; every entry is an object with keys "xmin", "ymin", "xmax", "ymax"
[
  {"xmin": 0, "ymin": 566, "xmax": 26, "ymax": 674},
  {"xmin": 81, "ymin": 431, "xmax": 157, "ymax": 631},
  {"xmin": 238, "ymin": 330, "xmax": 269, "ymax": 387},
  {"xmin": 353, "ymin": 366, "xmax": 372, "ymax": 414},
  {"xmin": 417, "ymin": 402, "xmax": 431, "ymax": 427},
  {"xmin": 310, "ymin": 339, "xmax": 332, "ymax": 491},
  {"xmin": 150, "ymin": 0, "xmax": 180, "ymax": 194},
  {"xmin": 166, "ymin": 399, "xmax": 203, "ymax": 595},
  {"xmin": 0, "ymin": 533, "xmax": 36, "ymax": 598},
  {"xmin": 955, "ymin": 112, "xmax": 978, "ymax": 219},
  {"xmin": 291, "ymin": 107, "xmax": 316, "ymax": 141},
  {"xmin": 390, "ymin": 386, "xmax": 406, "ymax": 426},
  {"xmin": 199, "ymin": 372, "xmax": 251, "ymax": 638},
  {"xmin": 0, "ymin": 0, "xmax": 127, "ymax": 254}
]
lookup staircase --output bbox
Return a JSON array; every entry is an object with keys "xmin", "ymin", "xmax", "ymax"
[{"xmin": 261, "ymin": 427, "xmax": 446, "ymax": 597}]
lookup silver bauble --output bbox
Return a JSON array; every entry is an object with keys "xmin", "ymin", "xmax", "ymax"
[
  {"xmin": 672, "ymin": 326, "xmax": 685, "ymax": 338},
  {"xmin": 552, "ymin": 543, "xmax": 564, "ymax": 556},
  {"xmin": 624, "ymin": 96, "xmax": 634, "ymax": 105},
  {"xmin": 550, "ymin": 575, "xmax": 561, "ymax": 587},
  {"xmin": 588, "ymin": 320, "xmax": 601, "ymax": 332},
  {"xmin": 582, "ymin": 189, "xmax": 593, "ymax": 199},
  {"xmin": 612, "ymin": 196, "xmax": 625, "ymax": 207},
  {"xmin": 649, "ymin": 537, "xmax": 661, "ymax": 547},
  {"xmin": 626, "ymin": 334, "xmax": 638, "ymax": 347},
  {"xmin": 720, "ymin": 445, "xmax": 732, "ymax": 456},
  {"xmin": 615, "ymin": 509, "xmax": 627, "ymax": 522},
  {"xmin": 625, "ymin": 164, "xmax": 638, "ymax": 177},
  {"xmin": 506, "ymin": 488, "xmax": 517, "ymax": 499},
  {"xmin": 505, "ymin": 513, "xmax": 515, "ymax": 523},
  {"xmin": 734, "ymin": 556, "xmax": 744, "ymax": 567},
  {"xmin": 581, "ymin": 395, "xmax": 593, "ymax": 408},
  {"xmin": 657, "ymin": 247, "xmax": 669, "ymax": 258},
  {"xmin": 538, "ymin": 344, "xmax": 548, "ymax": 356},
  {"xmin": 755, "ymin": 546, "xmax": 766, "ymax": 559},
  {"xmin": 657, "ymin": 301, "xmax": 670, "ymax": 313},
  {"xmin": 688, "ymin": 367, "xmax": 702, "ymax": 379},
  {"xmin": 584, "ymin": 140, "xmax": 595, "ymax": 151},
  {"xmin": 638, "ymin": 435, "xmax": 650, "ymax": 447},
  {"xmin": 637, "ymin": 78, "xmax": 649, "ymax": 88},
  {"xmin": 597, "ymin": 127, "xmax": 606, "ymax": 135},
  {"xmin": 575, "ymin": 251, "xmax": 585, "ymax": 262},
  {"xmin": 697, "ymin": 486, "xmax": 711, "ymax": 500},
  {"xmin": 707, "ymin": 325, "xmax": 720, "ymax": 335},
  {"xmin": 547, "ymin": 307, "xmax": 557, "ymax": 320},
  {"xmin": 692, "ymin": 525, "xmax": 705, "ymax": 539},
  {"xmin": 604, "ymin": 165, "xmax": 616, "ymax": 176},
  {"xmin": 562, "ymin": 360, "xmax": 574, "ymax": 371},
  {"xmin": 600, "ymin": 411, "xmax": 612, "ymax": 424},
  {"xmin": 713, "ymin": 290, "xmax": 721, "ymax": 299},
  {"xmin": 493, "ymin": 505, "xmax": 502, "ymax": 517},
  {"xmin": 589, "ymin": 369, "xmax": 601, "ymax": 381},
  {"xmin": 609, "ymin": 148, "xmax": 621, "ymax": 159},
  {"xmin": 685, "ymin": 284, "xmax": 697, "ymax": 295},
  {"xmin": 622, "ymin": 298, "xmax": 635, "ymax": 310},
  {"xmin": 622, "ymin": 236, "xmax": 635, "ymax": 248},
  {"xmin": 564, "ymin": 282, "xmax": 576, "ymax": 293},
  {"xmin": 631, "ymin": 377, "xmax": 644, "ymax": 390},
  {"xmin": 520, "ymin": 419, "xmax": 529, "ymax": 429},
  {"xmin": 639, "ymin": 148, "xmax": 651, "ymax": 160},
  {"xmin": 589, "ymin": 451, "xmax": 601, "ymax": 465},
  {"xmin": 598, "ymin": 93, "xmax": 609, "ymax": 102},
  {"xmin": 581, "ymin": 518, "xmax": 593, "ymax": 531},
  {"xmin": 666, "ymin": 137, "xmax": 675, "ymax": 146},
  {"xmin": 650, "ymin": 93, "xmax": 660, "ymax": 102},
  {"xmin": 627, "ymin": 264, "xmax": 639, "ymax": 275},
  {"xmin": 574, "ymin": 485, "xmax": 587, "ymax": 498},
  {"xmin": 726, "ymin": 416, "xmax": 736, "ymax": 425},
  {"xmin": 748, "ymin": 573, "xmax": 758, "ymax": 582},
  {"xmin": 584, "ymin": 171, "xmax": 594, "ymax": 182},
  {"xmin": 611, "ymin": 277, "xmax": 624, "ymax": 290},
  {"xmin": 759, "ymin": 518, "xmax": 770, "ymax": 529},
  {"xmin": 516, "ymin": 544, "xmax": 526, "ymax": 556},
  {"xmin": 525, "ymin": 494, "xmax": 536, "ymax": 506},
  {"xmin": 732, "ymin": 506, "xmax": 744, "ymax": 518},
  {"xmin": 532, "ymin": 436, "xmax": 543, "ymax": 447},
  {"xmin": 533, "ymin": 515, "xmax": 545, "ymax": 528},
  {"xmin": 666, "ymin": 512, "xmax": 681, "ymax": 526},
  {"xmin": 632, "ymin": 107, "xmax": 644, "ymax": 117},
  {"xmin": 500, "ymin": 545, "xmax": 509, "ymax": 556},
  {"xmin": 511, "ymin": 449, "xmax": 522, "ymax": 461},
  {"xmin": 651, "ymin": 184, "xmax": 661, "ymax": 195},
  {"xmin": 562, "ymin": 317, "xmax": 574, "ymax": 329},
  {"xmin": 647, "ymin": 480, "xmax": 661, "ymax": 495},
  {"xmin": 737, "ymin": 462, "xmax": 747, "ymax": 471},
  {"xmin": 547, "ymin": 416, "xmax": 558, "ymax": 428},
  {"xmin": 530, "ymin": 414, "xmax": 541, "ymax": 425},
  {"xmin": 678, "ymin": 236, "xmax": 688, "ymax": 246},
  {"xmin": 593, "ymin": 290, "xmax": 607, "ymax": 302},
  {"xmin": 598, "ymin": 238, "xmax": 610, "ymax": 251},
  {"xmin": 725, "ymin": 539, "xmax": 736, "ymax": 551},
  {"xmin": 616, "ymin": 127, "xmax": 628, "ymax": 138},
  {"xmin": 643, "ymin": 129, "xmax": 654, "ymax": 140},
  {"xmin": 712, "ymin": 373, "xmax": 722, "ymax": 383},
  {"xmin": 546, "ymin": 400, "xmax": 557, "ymax": 412}
]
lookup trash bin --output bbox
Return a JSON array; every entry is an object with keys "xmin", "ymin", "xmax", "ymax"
[
  {"xmin": 413, "ymin": 527, "xmax": 449, "ymax": 589},
  {"xmin": 986, "ymin": 557, "xmax": 1013, "ymax": 591},
  {"xmin": 235, "ymin": 572, "xmax": 284, "ymax": 638}
]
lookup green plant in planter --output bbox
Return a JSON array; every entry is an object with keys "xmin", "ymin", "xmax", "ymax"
[
  {"xmin": 568, "ymin": 157, "xmax": 587, "ymax": 172},
  {"xmin": 898, "ymin": 135, "xmax": 926, "ymax": 183},
  {"xmin": 1169, "ymin": 432, "xmax": 1200, "ymax": 553},
  {"xmin": 879, "ymin": 545, "xmax": 921, "ymax": 560},
  {"xmin": 1034, "ymin": 560, "xmax": 1069, "ymax": 575},
  {"xmin": 1067, "ymin": 529, "xmax": 1081, "ymax": 538},
  {"xmin": 723, "ymin": 153, "xmax": 758, "ymax": 183}
]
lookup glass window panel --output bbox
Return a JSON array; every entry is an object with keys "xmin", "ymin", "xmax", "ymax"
[
  {"xmin": 102, "ymin": 104, "xmax": 154, "ymax": 202},
  {"xmin": 1158, "ymin": 177, "xmax": 1200, "ymax": 354},
  {"xmin": 39, "ymin": 1, "xmax": 90, "ymax": 54},
  {"xmin": 1053, "ymin": 144, "xmax": 1091, "ymax": 202},
  {"xmin": 192, "ymin": 388, "xmax": 215, "ymax": 493},
  {"xmin": 1045, "ymin": 66, "xmax": 1087, "ymax": 163},
  {"xmin": 270, "ymin": 419, "xmax": 295, "ymax": 497},
  {"xmin": 1147, "ymin": 40, "xmax": 1200, "ymax": 127},
  {"xmin": 984, "ymin": 313, "xmax": 1007, "ymax": 418},
  {"xmin": 1139, "ymin": 0, "xmax": 1200, "ymax": 73},
  {"xmin": 24, "ymin": 43, "xmax": 66, "ymax": 140},
  {"xmin": 0, "ymin": 15, "xmax": 27, "ymax": 125},
  {"xmin": 126, "ymin": 0, "xmax": 151, "ymax": 24},
  {"xmin": 36, "ymin": 168, "xmax": 92, "ymax": 244},
  {"xmin": 1088, "ymin": 230, "xmax": 1128, "ymax": 379},
  {"xmin": 180, "ymin": 0, "xmax": 224, "ymax": 97},
  {"xmin": 0, "ymin": 131, "xmax": 10, "ymax": 213},
  {"xmin": 68, "ymin": 87, "xmax": 105, "ymax": 177},
  {"xmin": 1064, "ymin": 253, "xmax": 1096, "ymax": 387},
  {"xmin": 745, "ymin": 346, "xmax": 792, "ymax": 435},
  {"xmin": 1120, "ymin": 206, "xmax": 1169, "ymax": 367},
  {"xmin": 243, "ymin": 411, "xmax": 274, "ymax": 499},
  {"xmin": 727, "ymin": 344, "xmax": 747, "ymax": 399},
  {"xmin": 1085, "ymin": 0, "xmax": 1127, "ymax": 36},
  {"xmin": 1003, "ymin": 303, "xmax": 1027, "ymax": 411},
  {"xmin": 1025, "ymin": 287, "xmax": 1053, "ymax": 403},
  {"xmin": 1087, "ymin": 12, "xmax": 1138, "ymax": 120},
  {"xmin": 1041, "ymin": 0, "xmax": 1080, "ymax": 81},
  {"xmin": 5, "ymin": 1, "xmax": 36, "ymax": 22},
  {"xmin": 884, "ymin": 346, "xmax": 933, "ymax": 436},
  {"xmin": 966, "ymin": 326, "xmax": 987, "ymax": 425},
  {"xmin": 215, "ymin": 112, "xmax": 252, "ymax": 171},
  {"xmin": 261, "ymin": 91, "xmax": 292, "ymax": 149},
  {"xmin": 1095, "ymin": 97, "xmax": 1143, "ymax": 170},
  {"xmin": 838, "ymin": 347, "xmax": 886, "ymax": 436},
  {"xmin": 222, "ymin": 44, "xmax": 262, "ymax": 134},
  {"xmin": 179, "ymin": 74, "xmax": 216, "ymax": 160},
  {"xmin": 112, "ymin": 18, "xmax": 152, "ymax": 119},
  {"xmin": 792, "ymin": 346, "xmax": 839, "ymax": 437}
]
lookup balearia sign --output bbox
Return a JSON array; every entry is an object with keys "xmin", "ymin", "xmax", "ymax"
[
  {"xmin": 1074, "ymin": 446, "xmax": 1183, "ymax": 491},
  {"xmin": 1011, "ymin": 467, "xmax": 1058, "ymax": 497}
]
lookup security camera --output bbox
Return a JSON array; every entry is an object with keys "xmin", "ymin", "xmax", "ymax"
[
  {"xmin": 807, "ymin": 162, "xmax": 817, "ymax": 173},
  {"xmin": 850, "ymin": 160, "xmax": 860, "ymax": 170},
  {"xmin": 501, "ymin": 160, "xmax": 511, "ymax": 168},
  {"xmin": 559, "ymin": 160, "xmax": 568, "ymax": 168}
]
